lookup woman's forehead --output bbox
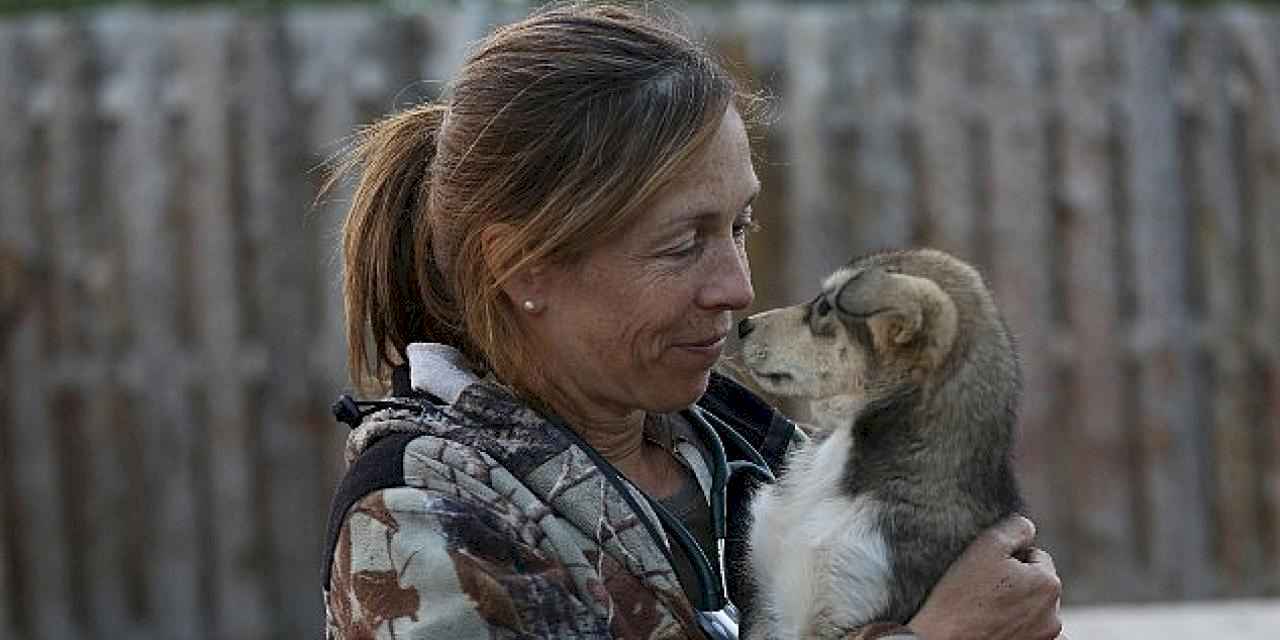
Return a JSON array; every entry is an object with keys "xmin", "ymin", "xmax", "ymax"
[{"xmin": 648, "ymin": 109, "xmax": 758, "ymax": 223}]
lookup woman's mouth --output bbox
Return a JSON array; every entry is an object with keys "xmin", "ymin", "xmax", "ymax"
[
  {"xmin": 675, "ymin": 334, "xmax": 728, "ymax": 359},
  {"xmin": 684, "ymin": 334, "xmax": 727, "ymax": 349}
]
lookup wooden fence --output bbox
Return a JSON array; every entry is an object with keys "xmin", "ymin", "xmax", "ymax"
[{"xmin": 0, "ymin": 3, "xmax": 1277, "ymax": 638}]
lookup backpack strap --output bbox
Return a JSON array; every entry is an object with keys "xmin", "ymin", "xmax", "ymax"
[{"xmin": 321, "ymin": 431, "xmax": 419, "ymax": 589}]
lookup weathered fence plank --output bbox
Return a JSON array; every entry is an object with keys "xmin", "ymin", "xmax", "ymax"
[
  {"xmin": 246, "ymin": 13, "xmax": 342, "ymax": 636},
  {"xmin": 36, "ymin": 15, "xmax": 140, "ymax": 637},
  {"xmin": 1048, "ymin": 7, "xmax": 1141, "ymax": 603},
  {"xmin": 843, "ymin": 4, "xmax": 913, "ymax": 255},
  {"xmin": 1, "ymin": 21, "xmax": 13, "ymax": 640},
  {"xmin": 1, "ymin": 19, "xmax": 80, "ymax": 640},
  {"xmin": 175, "ymin": 12, "xmax": 273, "ymax": 639},
  {"xmin": 1117, "ymin": 7, "xmax": 1215, "ymax": 598},
  {"xmin": 0, "ymin": 20, "xmax": 28, "ymax": 640},
  {"xmin": 782, "ymin": 8, "xmax": 851, "ymax": 294},
  {"xmin": 103, "ymin": 11, "xmax": 205, "ymax": 637},
  {"xmin": 87, "ymin": 21, "xmax": 155, "ymax": 637},
  {"xmin": 1183, "ymin": 13, "xmax": 1261, "ymax": 596},
  {"xmin": 1228, "ymin": 10, "xmax": 1280, "ymax": 581},
  {"xmin": 980, "ymin": 11, "xmax": 1066, "ymax": 574},
  {"xmin": 910, "ymin": 7, "xmax": 980, "ymax": 261}
]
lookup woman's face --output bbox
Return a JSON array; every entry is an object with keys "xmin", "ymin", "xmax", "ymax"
[{"xmin": 529, "ymin": 107, "xmax": 759, "ymax": 419}]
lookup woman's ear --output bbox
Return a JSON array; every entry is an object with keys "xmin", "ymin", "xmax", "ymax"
[{"xmin": 480, "ymin": 223, "xmax": 544, "ymax": 310}]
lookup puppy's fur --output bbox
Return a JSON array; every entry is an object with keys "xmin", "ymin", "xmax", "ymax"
[{"xmin": 733, "ymin": 249, "xmax": 1023, "ymax": 639}]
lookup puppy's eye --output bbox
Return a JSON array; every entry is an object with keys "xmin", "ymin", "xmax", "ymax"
[
  {"xmin": 885, "ymin": 265, "xmax": 902, "ymax": 274},
  {"xmin": 815, "ymin": 297, "xmax": 832, "ymax": 316}
]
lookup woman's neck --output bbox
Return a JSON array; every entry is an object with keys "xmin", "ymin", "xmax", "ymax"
[
  {"xmin": 558, "ymin": 406, "xmax": 684, "ymax": 498},
  {"xmin": 572, "ymin": 410, "xmax": 646, "ymax": 464}
]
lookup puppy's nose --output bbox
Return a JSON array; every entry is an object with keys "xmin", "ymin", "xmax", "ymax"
[{"xmin": 737, "ymin": 317, "xmax": 755, "ymax": 339}]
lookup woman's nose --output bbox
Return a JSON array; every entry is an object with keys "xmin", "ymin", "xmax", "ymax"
[{"xmin": 699, "ymin": 243, "xmax": 754, "ymax": 311}]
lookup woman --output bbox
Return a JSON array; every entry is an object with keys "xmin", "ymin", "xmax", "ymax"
[{"xmin": 323, "ymin": 4, "xmax": 1063, "ymax": 639}]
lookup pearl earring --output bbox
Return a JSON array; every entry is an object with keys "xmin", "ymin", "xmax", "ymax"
[{"xmin": 522, "ymin": 300, "xmax": 538, "ymax": 312}]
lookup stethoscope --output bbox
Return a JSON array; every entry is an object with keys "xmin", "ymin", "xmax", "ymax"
[
  {"xmin": 333, "ymin": 391, "xmax": 778, "ymax": 640},
  {"xmin": 660, "ymin": 406, "xmax": 777, "ymax": 638}
]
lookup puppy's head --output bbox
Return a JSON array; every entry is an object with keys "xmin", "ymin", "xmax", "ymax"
[{"xmin": 730, "ymin": 250, "xmax": 969, "ymax": 430}]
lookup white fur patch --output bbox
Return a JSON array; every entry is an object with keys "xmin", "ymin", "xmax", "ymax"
[
  {"xmin": 822, "ymin": 267, "xmax": 858, "ymax": 294},
  {"xmin": 749, "ymin": 427, "xmax": 892, "ymax": 639}
]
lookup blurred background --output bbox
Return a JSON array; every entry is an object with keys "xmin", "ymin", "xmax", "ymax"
[{"xmin": 0, "ymin": 0, "xmax": 1277, "ymax": 638}]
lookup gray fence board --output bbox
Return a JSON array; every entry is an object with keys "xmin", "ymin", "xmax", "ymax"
[
  {"xmin": 1048, "ymin": 7, "xmax": 1140, "ymax": 602},
  {"xmin": 1, "ymin": 21, "xmax": 30, "ymax": 640},
  {"xmin": 1, "ymin": 21, "xmax": 16, "ymax": 640},
  {"xmin": 2, "ymin": 225, "xmax": 70, "ymax": 640},
  {"xmin": 176, "ymin": 13, "xmax": 274, "ymax": 639},
  {"xmin": 105, "ymin": 12, "xmax": 205, "ymax": 637},
  {"xmin": 1118, "ymin": 7, "xmax": 1215, "ymax": 598},
  {"xmin": 1184, "ymin": 14, "xmax": 1261, "ymax": 595},
  {"xmin": 844, "ymin": 5, "xmax": 913, "ymax": 255},
  {"xmin": 248, "ymin": 12, "xmax": 345, "ymax": 635},
  {"xmin": 90, "ymin": 20, "xmax": 156, "ymax": 640},
  {"xmin": 981, "ymin": 11, "xmax": 1064, "ymax": 566},
  {"xmin": 911, "ymin": 8, "xmax": 980, "ymax": 261},
  {"xmin": 782, "ymin": 9, "xmax": 850, "ymax": 294},
  {"xmin": 2, "ymin": 19, "xmax": 80, "ymax": 640},
  {"xmin": 1229, "ymin": 11, "xmax": 1280, "ymax": 581},
  {"xmin": 37, "ymin": 16, "xmax": 135, "ymax": 637}
]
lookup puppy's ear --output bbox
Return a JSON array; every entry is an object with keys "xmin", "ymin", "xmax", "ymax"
[
  {"xmin": 837, "ymin": 269, "xmax": 956, "ymax": 363},
  {"xmin": 866, "ymin": 307, "xmax": 922, "ymax": 352}
]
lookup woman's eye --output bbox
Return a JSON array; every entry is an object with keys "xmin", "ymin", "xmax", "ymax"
[
  {"xmin": 667, "ymin": 236, "xmax": 700, "ymax": 258},
  {"xmin": 732, "ymin": 209, "xmax": 760, "ymax": 241}
]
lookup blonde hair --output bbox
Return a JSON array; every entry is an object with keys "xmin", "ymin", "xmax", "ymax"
[{"xmin": 337, "ymin": 3, "xmax": 753, "ymax": 398}]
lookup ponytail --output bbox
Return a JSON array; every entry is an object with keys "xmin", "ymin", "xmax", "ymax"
[{"xmin": 333, "ymin": 103, "xmax": 454, "ymax": 392}]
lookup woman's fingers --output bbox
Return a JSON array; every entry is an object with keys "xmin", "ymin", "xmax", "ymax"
[
  {"xmin": 1017, "ymin": 547, "xmax": 1063, "ymax": 596},
  {"xmin": 907, "ymin": 517, "xmax": 1068, "ymax": 640},
  {"xmin": 1016, "ymin": 545, "xmax": 1064, "ymax": 640},
  {"xmin": 1021, "ymin": 546, "xmax": 1058, "ymax": 575},
  {"xmin": 989, "ymin": 519, "xmax": 1064, "ymax": 640},
  {"xmin": 985, "ymin": 515, "xmax": 1036, "ymax": 556}
]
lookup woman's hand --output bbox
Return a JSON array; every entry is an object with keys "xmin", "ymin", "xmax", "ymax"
[{"xmin": 906, "ymin": 516, "xmax": 1063, "ymax": 640}]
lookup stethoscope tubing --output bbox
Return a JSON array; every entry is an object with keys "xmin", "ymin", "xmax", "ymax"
[{"xmin": 679, "ymin": 406, "xmax": 778, "ymax": 611}]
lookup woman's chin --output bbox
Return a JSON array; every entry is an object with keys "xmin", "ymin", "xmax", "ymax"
[{"xmin": 648, "ymin": 368, "xmax": 713, "ymax": 412}]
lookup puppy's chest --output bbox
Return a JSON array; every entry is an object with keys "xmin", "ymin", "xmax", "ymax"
[
  {"xmin": 749, "ymin": 429, "xmax": 893, "ymax": 636},
  {"xmin": 753, "ymin": 436, "xmax": 877, "ymax": 561}
]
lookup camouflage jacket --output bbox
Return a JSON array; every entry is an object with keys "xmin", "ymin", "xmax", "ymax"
[{"xmin": 323, "ymin": 343, "xmax": 918, "ymax": 640}]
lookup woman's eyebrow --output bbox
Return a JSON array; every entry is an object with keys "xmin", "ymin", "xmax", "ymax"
[{"xmin": 671, "ymin": 187, "xmax": 762, "ymax": 225}]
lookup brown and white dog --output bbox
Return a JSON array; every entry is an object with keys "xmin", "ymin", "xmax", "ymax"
[{"xmin": 732, "ymin": 248, "xmax": 1023, "ymax": 639}]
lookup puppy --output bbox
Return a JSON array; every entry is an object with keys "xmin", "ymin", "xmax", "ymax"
[{"xmin": 733, "ymin": 248, "xmax": 1023, "ymax": 639}]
